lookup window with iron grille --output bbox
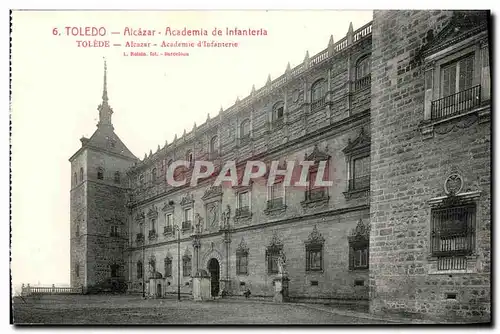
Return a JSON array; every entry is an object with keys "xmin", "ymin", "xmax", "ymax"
[
  {"xmin": 164, "ymin": 257, "xmax": 172, "ymax": 277},
  {"xmin": 236, "ymin": 250, "xmax": 248, "ymax": 275},
  {"xmin": 431, "ymin": 204, "xmax": 475, "ymax": 262},
  {"xmin": 266, "ymin": 245, "xmax": 282, "ymax": 274}
]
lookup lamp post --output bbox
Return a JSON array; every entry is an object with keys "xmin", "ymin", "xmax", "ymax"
[{"xmin": 173, "ymin": 224, "xmax": 181, "ymax": 301}]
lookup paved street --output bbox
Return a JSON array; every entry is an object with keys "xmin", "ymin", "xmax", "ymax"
[{"xmin": 12, "ymin": 295, "xmax": 392, "ymax": 325}]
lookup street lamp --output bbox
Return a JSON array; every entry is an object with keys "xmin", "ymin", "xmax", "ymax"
[{"xmin": 173, "ymin": 224, "xmax": 181, "ymax": 301}]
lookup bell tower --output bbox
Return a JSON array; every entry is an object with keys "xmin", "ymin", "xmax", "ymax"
[{"xmin": 69, "ymin": 59, "xmax": 137, "ymax": 292}]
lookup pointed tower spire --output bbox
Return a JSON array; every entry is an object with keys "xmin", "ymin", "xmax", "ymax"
[
  {"xmin": 251, "ymin": 84, "xmax": 256, "ymax": 95},
  {"xmin": 157, "ymin": 144, "xmax": 160, "ymax": 152},
  {"xmin": 329, "ymin": 34, "xmax": 334, "ymax": 46},
  {"xmin": 286, "ymin": 62, "xmax": 291, "ymax": 72},
  {"xmin": 102, "ymin": 58, "xmax": 108, "ymax": 103},
  {"xmin": 347, "ymin": 22, "xmax": 354, "ymax": 44},
  {"xmin": 207, "ymin": 113, "xmax": 210, "ymax": 121},
  {"xmin": 266, "ymin": 74, "xmax": 271, "ymax": 85},
  {"xmin": 97, "ymin": 57, "xmax": 114, "ymax": 129}
]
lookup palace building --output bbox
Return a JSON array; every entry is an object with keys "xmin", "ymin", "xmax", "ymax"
[{"xmin": 69, "ymin": 10, "xmax": 491, "ymax": 322}]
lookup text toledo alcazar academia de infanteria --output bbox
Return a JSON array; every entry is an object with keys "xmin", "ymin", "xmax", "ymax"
[{"xmin": 67, "ymin": 11, "xmax": 490, "ymax": 322}]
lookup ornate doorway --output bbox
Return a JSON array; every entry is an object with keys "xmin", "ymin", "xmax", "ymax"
[{"xmin": 208, "ymin": 258, "xmax": 220, "ymax": 297}]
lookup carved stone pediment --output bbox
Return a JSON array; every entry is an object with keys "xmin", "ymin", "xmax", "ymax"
[
  {"xmin": 348, "ymin": 219, "xmax": 370, "ymax": 243},
  {"xmin": 236, "ymin": 237, "xmax": 249, "ymax": 254},
  {"xmin": 180, "ymin": 193, "xmax": 195, "ymax": 207},
  {"xmin": 305, "ymin": 144, "xmax": 330, "ymax": 162},
  {"xmin": 135, "ymin": 211, "xmax": 145, "ymax": 222},
  {"xmin": 305, "ymin": 225, "xmax": 325, "ymax": 245},
  {"xmin": 147, "ymin": 205, "xmax": 158, "ymax": 218},
  {"xmin": 201, "ymin": 185, "xmax": 223, "ymax": 202},
  {"xmin": 418, "ymin": 11, "xmax": 488, "ymax": 59},
  {"xmin": 343, "ymin": 127, "xmax": 370, "ymax": 155},
  {"xmin": 162, "ymin": 200, "xmax": 175, "ymax": 213}
]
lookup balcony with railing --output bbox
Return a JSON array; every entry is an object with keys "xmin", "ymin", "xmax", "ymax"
[
  {"xmin": 306, "ymin": 188, "xmax": 328, "ymax": 202},
  {"xmin": 235, "ymin": 206, "xmax": 251, "ymax": 218},
  {"xmin": 148, "ymin": 230, "xmax": 157, "ymax": 241},
  {"xmin": 163, "ymin": 225, "xmax": 173, "ymax": 236},
  {"xmin": 355, "ymin": 74, "xmax": 371, "ymax": 91},
  {"xmin": 348, "ymin": 175, "xmax": 370, "ymax": 191},
  {"xmin": 267, "ymin": 198, "xmax": 284, "ymax": 210},
  {"xmin": 182, "ymin": 220, "xmax": 192, "ymax": 232},
  {"xmin": 431, "ymin": 85, "xmax": 481, "ymax": 120},
  {"xmin": 311, "ymin": 96, "xmax": 326, "ymax": 112}
]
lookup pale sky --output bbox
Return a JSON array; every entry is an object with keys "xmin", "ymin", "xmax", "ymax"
[{"xmin": 10, "ymin": 10, "xmax": 373, "ymax": 291}]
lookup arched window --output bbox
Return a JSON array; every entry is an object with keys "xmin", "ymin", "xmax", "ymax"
[
  {"xmin": 139, "ymin": 174, "xmax": 145, "ymax": 186},
  {"xmin": 73, "ymin": 172, "xmax": 78, "ymax": 185},
  {"xmin": 272, "ymin": 102, "xmax": 285, "ymax": 121},
  {"xmin": 311, "ymin": 79, "xmax": 326, "ymax": 103},
  {"xmin": 75, "ymin": 263, "xmax": 80, "ymax": 278},
  {"xmin": 151, "ymin": 168, "xmax": 157, "ymax": 182},
  {"xmin": 240, "ymin": 119, "xmax": 250, "ymax": 138},
  {"xmin": 137, "ymin": 260, "xmax": 143, "ymax": 279},
  {"xmin": 79, "ymin": 167, "xmax": 84, "ymax": 182},
  {"xmin": 75, "ymin": 224, "xmax": 80, "ymax": 237},
  {"xmin": 210, "ymin": 136, "xmax": 218, "ymax": 154},
  {"xmin": 97, "ymin": 167, "xmax": 104, "ymax": 180},
  {"xmin": 164, "ymin": 257, "xmax": 172, "ymax": 277},
  {"xmin": 114, "ymin": 171, "xmax": 120, "ymax": 184},
  {"xmin": 356, "ymin": 55, "xmax": 371, "ymax": 80}
]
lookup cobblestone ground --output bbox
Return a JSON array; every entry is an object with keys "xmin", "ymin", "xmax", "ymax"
[{"xmin": 12, "ymin": 295, "xmax": 390, "ymax": 325}]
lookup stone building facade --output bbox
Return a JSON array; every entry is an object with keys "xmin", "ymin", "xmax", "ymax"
[{"xmin": 69, "ymin": 10, "xmax": 491, "ymax": 322}]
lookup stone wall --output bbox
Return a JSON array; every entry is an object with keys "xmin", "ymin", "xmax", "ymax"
[{"xmin": 369, "ymin": 10, "xmax": 490, "ymax": 322}]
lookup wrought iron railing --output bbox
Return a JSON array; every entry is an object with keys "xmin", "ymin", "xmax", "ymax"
[
  {"xmin": 348, "ymin": 175, "xmax": 370, "ymax": 191},
  {"xmin": 311, "ymin": 96, "xmax": 326, "ymax": 111},
  {"xmin": 182, "ymin": 220, "xmax": 192, "ymax": 231},
  {"xmin": 355, "ymin": 74, "xmax": 371, "ymax": 91},
  {"xmin": 136, "ymin": 233, "xmax": 144, "ymax": 243},
  {"xmin": 148, "ymin": 230, "xmax": 157, "ymax": 240},
  {"xmin": 437, "ymin": 256, "xmax": 467, "ymax": 271},
  {"xmin": 431, "ymin": 85, "xmax": 481, "ymax": 120},
  {"xmin": 163, "ymin": 226, "xmax": 173, "ymax": 235},
  {"xmin": 21, "ymin": 285, "xmax": 83, "ymax": 296},
  {"xmin": 305, "ymin": 188, "xmax": 327, "ymax": 201},
  {"xmin": 235, "ymin": 206, "xmax": 251, "ymax": 217},
  {"xmin": 267, "ymin": 198, "xmax": 284, "ymax": 210}
]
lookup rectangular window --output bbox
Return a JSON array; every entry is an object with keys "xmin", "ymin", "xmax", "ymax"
[
  {"xmin": 184, "ymin": 208, "xmax": 193, "ymax": 222},
  {"xmin": 110, "ymin": 226, "xmax": 119, "ymax": 237},
  {"xmin": 75, "ymin": 263, "xmax": 80, "ymax": 278},
  {"xmin": 349, "ymin": 242, "xmax": 369, "ymax": 270},
  {"xmin": 266, "ymin": 247, "xmax": 281, "ymax": 274},
  {"xmin": 166, "ymin": 214, "xmax": 172, "ymax": 228},
  {"xmin": 238, "ymin": 191, "xmax": 249, "ymax": 209},
  {"xmin": 350, "ymin": 155, "xmax": 370, "ymax": 190},
  {"xmin": 137, "ymin": 262, "xmax": 143, "ymax": 279},
  {"xmin": 236, "ymin": 252, "xmax": 248, "ymax": 275},
  {"xmin": 441, "ymin": 54, "xmax": 474, "ymax": 98},
  {"xmin": 306, "ymin": 245, "xmax": 323, "ymax": 271},
  {"xmin": 183, "ymin": 256, "xmax": 192, "ymax": 277},
  {"xmin": 164, "ymin": 258, "xmax": 172, "ymax": 277}
]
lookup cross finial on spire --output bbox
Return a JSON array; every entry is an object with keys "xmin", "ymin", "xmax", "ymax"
[
  {"xmin": 97, "ymin": 57, "xmax": 113, "ymax": 129},
  {"xmin": 102, "ymin": 57, "xmax": 108, "ymax": 103}
]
